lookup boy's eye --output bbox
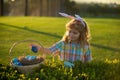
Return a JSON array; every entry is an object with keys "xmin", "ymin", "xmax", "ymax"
[{"xmin": 68, "ymin": 30, "xmax": 71, "ymax": 33}]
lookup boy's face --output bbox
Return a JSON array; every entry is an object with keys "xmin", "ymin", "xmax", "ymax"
[{"xmin": 66, "ymin": 29, "xmax": 80, "ymax": 42}]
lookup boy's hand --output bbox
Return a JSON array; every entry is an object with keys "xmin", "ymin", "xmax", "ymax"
[
  {"xmin": 30, "ymin": 44, "xmax": 51, "ymax": 54},
  {"xmin": 64, "ymin": 61, "xmax": 74, "ymax": 68}
]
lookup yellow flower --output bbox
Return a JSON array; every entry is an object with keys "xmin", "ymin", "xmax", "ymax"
[
  {"xmin": 105, "ymin": 59, "xmax": 119, "ymax": 64},
  {"xmin": 40, "ymin": 68, "xmax": 44, "ymax": 72},
  {"xmin": 14, "ymin": 70, "xmax": 17, "ymax": 73},
  {"xmin": 52, "ymin": 57, "xmax": 55, "ymax": 62},
  {"xmin": 112, "ymin": 59, "xmax": 119, "ymax": 64},
  {"xmin": 36, "ymin": 78, "xmax": 39, "ymax": 80},
  {"xmin": 105, "ymin": 59, "xmax": 112, "ymax": 64},
  {"xmin": 20, "ymin": 74, "xmax": 25, "ymax": 79},
  {"xmin": 70, "ymin": 68, "xmax": 73, "ymax": 73},
  {"xmin": 28, "ymin": 78, "xmax": 31, "ymax": 80},
  {"xmin": 81, "ymin": 73, "xmax": 87, "ymax": 77},
  {"xmin": 58, "ymin": 68, "xmax": 60, "ymax": 70}
]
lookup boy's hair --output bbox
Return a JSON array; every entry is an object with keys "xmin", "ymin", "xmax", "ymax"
[{"xmin": 62, "ymin": 19, "xmax": 91, "ymax": 47}]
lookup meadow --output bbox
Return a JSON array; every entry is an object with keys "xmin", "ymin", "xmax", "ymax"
[
  {"xmin": 0, "ymin": 17, "xmax": 120, "ymax": 80},
  {"xmin": 0, "ymin": 17, "xmax": 120, "ymax": 64}
]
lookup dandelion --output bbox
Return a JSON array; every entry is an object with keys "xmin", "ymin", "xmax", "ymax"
[
  {"xmin": 20, "ymin": 74, "xmax": 25, "ymax": 79},
  {"xmin": 52, "ymin": 57, "xmax": 55, "ymax": 62},
  {"xmin": 40, "ymin": 68, "xmax": 44, "ymax": 72},
  {"xmin": 75, "ymin": 76, "xmax": 78, "ymax": 79},
  {"xmin": 81, "ymin": 73, "xmax": 88, "ymax": 79},
  {"xmin": 28, "ymin": 78, "xmax": 31, "ymax": 80},
  {"xmin": 20, "ymin": 74, "xmax": 24, "ymax": 77},
  {"xmin": 70, "ymin": 68, "xmax": 72, "ymax": 73},
  {"xmin": 36, "ymin": 78, "xmax": 39, "ymax": 80},
  {"xmin": 105, "ymin": 58, "xmax": 119, "ymax": 64},
  {"xmin": 17, "ymin": 78, "xmax": 21, "ymax": 80},
  {"xmin": 112, "ymin": 59, "xmax": 119, "ymax": 64},
  {"xmin": 81, "ymin": 73, "xmax": 87, "ymax": 76},
  {"xmin": 58, "ymin": 68, "xmax": 60, "ymax": 70},
  {"xmin": 14, "ymin": 70, "xmax": 17, "ymax": 73},
  {"xmin": 78, "ymin": 73, "xmax": 81, "ymax": 77},
  {"xmin": 105, "ymin": 58, "xmax": 112, "ymax": 64}
]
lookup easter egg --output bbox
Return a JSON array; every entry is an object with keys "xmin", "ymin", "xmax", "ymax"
[
  {"xmin": 31, "ymin": 46, "xmax": 38, "ymax": 53},
  {"xmin": 12, "ymin": 58, "xmax": 19, "ymax": 63}
]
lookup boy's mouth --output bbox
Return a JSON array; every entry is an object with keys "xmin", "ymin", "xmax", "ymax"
[{"xmin": 68, "ymin": 36, "xmax": 75, "ymax": 40}]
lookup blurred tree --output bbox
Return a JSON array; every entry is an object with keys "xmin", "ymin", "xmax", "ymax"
[
  {"xmin": 0, "ymin": 0, "xmax": 120, "ymax": 17},
  {"xmin": 25, "ymin": 0, "xmax": 28, "ymax": 16},
  {"xmin": 0, "ymin": 0, "xmax": 4, "ymax": 16},
  {"xmin": 64, "ymin": 0, "xmax": 79, "ymax": 15},
  {"xmin": 77, "ymin": 3, "xmax": 120, "ymax": 17}
]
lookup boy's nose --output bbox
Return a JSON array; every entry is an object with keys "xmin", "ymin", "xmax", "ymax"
[{"xmin": 69, "ymin": 33, "xmax": 74, "ymax": 36}]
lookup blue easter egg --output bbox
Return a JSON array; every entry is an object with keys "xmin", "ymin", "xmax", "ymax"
[
  {"xmin": 12, "ymin": 58, "xmax": 19, "ymax": 63},
  {"xmin": 14, "ymin": 61, "xmax": 22, "ymax": 66},
  {"xmin": 30, "ymin": 56, "xmax": 36, "ymax": 60},
  {"xmin": 25, "ymin": 55, "xmax": 36, "ymax": 60},
  {"xmin": 31, "ymin": 46, "xmax": 38, "ymax": 53},
  {"xmin": 25, "ymin": 55, "xmax": 30, "ymax": 59}
]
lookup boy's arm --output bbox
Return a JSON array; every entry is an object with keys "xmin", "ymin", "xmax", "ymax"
[
  {"xmin": 83, "ymin": 45, "xmax": 92, "ymax": 62},
  {"xmin": 31, "ymin": 41, "xmax": 63, "ymax": 54},
  {"xmin": 31, "ymin": 44, "xmax": 52, "ymax": 54},
  {"xmin": 35, "ymin": 45, "xmax": 52, "ymax": 54},
  {"xmin": 39, "ymin": 47, "xmax": 52, "ymax": 54}
]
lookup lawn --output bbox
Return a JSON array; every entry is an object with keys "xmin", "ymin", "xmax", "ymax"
[{"xmin": 0, "ymin": 17, "xmax": 120, "ymax": 65}]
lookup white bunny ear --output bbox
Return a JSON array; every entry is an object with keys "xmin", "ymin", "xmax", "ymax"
[
  {"xmin": 75, "ymin": 14, "xmax": 85, "ymax": 27},
  {"xmin": 59, "ymin": 12, "xmax": 69, "ymax": 17},
  {"xmin": 59, "ymin": 12, "xmax": 85, "ymax": 27},
  {"xmin": 75, "ymin": 14, "xmax": 82, "ymax": 20},
  {"xmin": 59, "ymin": 12, "xmax": 75, "ymax": 19}
]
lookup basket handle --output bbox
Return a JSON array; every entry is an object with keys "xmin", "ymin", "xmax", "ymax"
[{"xmin": 9, "ymin": 39, "xmax": 45, "ymax": 60}]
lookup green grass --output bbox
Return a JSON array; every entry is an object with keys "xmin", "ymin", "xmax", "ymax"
[{"xmin": 0, "ymin": 17, "xmax": 120, "ymax": 65}]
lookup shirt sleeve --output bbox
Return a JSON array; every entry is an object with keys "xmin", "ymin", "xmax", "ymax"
[
  {"xmin": 84, "ymin": 45, "xmax": 92, "ymax": 62},
  {"xmin": 49, "ymin": 41, "xmax": 63, "ymax": 53}
]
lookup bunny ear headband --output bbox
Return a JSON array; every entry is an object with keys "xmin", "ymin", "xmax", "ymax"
[{"xmin": 59, "ymin": 12, "xmax": 85, "ymax": 27}]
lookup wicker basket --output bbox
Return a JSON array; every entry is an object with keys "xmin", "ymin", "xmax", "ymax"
[{"xmin": 9, "ymin": 39, "xmax": 45, "ymax": 74}]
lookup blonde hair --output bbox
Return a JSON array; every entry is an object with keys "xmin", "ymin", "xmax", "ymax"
[{"xmin": 62, "ymin": 19, "xmax": 91, "ymax": 47}]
